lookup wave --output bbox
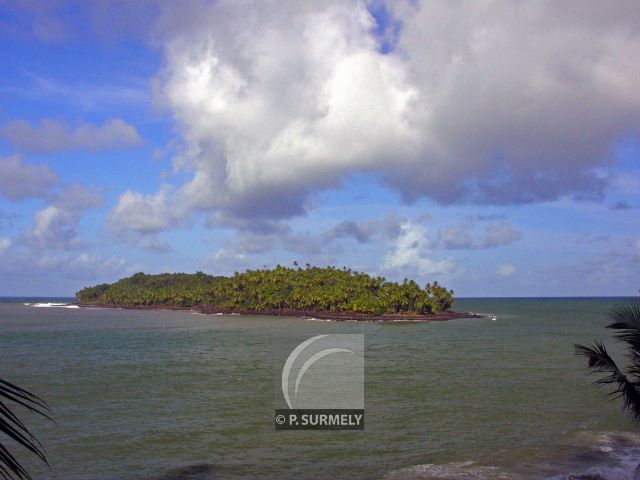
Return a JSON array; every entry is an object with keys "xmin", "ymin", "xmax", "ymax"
[
  {"xmin": 304, "ymin": 316, "xmax": 332, "ymax": 322},
  {"xmin": 385, "ymin": 432, "xmax": 640, "ymax": 480},
  {"xmin": 28, "ymin": 302, "xmax": 79, "ymax": 309}
]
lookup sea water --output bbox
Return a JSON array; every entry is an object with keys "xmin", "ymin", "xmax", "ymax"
[{"xmin": 0, "ymin": 297, "xmax": 637, "ymax": 479}]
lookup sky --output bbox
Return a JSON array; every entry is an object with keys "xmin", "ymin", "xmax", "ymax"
[{"xmin": 0, "ymin": 0, "xmax": 638, "ymax": 297}]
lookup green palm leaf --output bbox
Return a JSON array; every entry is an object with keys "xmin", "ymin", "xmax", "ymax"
[
  {"xmin": 575, "ymin": 341, "xmax": 640, "ymax": 420},
  {"xmin": 0, "ymin": 379, "xmax": 52, "ymax": 480},
  {"xmin": 575, "ymin": 299, "xmax": 640, "ymax": 423},
  {"xmin": 607, "ymin": 300, "xmax": 640, "ymax": 371}
]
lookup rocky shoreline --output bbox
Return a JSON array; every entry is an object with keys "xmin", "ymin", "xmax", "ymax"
[{"xmin": 77, "ymin": 303, "xmax": 484, "ymax": 322}]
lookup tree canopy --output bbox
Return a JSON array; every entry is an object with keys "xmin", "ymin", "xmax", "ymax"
[{"xmin": 76, "ymin": 265, "xmax": 454, "ymax": 315}]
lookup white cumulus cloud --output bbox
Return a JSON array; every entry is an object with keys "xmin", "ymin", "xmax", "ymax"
[
  {"xmin": 22, "ymin": 184, "xmax": 104, "ymax": 250},
  {"xmin": 107, "ymin": 0, "xmax": 640, "ymax": 233},
  {"xmin": 154, "ymin": 0, "xmax": 419, "ymax": 221},
  {"xmin": 383, "ymin": 221, "xmax": 454, "ymax": 277},
  {"xmin": 108, "ymin": 187, "xmax": 180, "ymax": 252},
  {"xmin": 109, "ymin": 189, "xmax": 175, "ymax": 235},
  {"xmin": 23, "ymin": 206, "xmax": 79, "ymax": 250},
  {"xmin": 0, "ymin": 155, "xmax": 58, "ymax": 201}
]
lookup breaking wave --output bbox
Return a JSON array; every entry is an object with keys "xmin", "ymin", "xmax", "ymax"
[{"xmin": 27, "ymin": 302, "xmax": 79, "ymax": 309}]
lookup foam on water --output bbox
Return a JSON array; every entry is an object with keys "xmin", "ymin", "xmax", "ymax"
[
  {"xmin": 386, "ymin": 432, "xmax": 640, "ymax": 480},
  {"xmin": 553, "ymin": 431, "xmax": 640, "ymax": 480},
  {"xmin": 304, "ymin": 316, "xmax": 332, "ymax": 322},
  {"xmin": 386, "ymin": 461, "xmax": 511, "ymax": 479},
  {"xmin": 28, "ymin": 302, "xmax": 79, "ymax": 309}
]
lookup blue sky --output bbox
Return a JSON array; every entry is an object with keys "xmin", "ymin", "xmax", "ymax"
[{"xmin": 0, "ymin": 1, "xmax": 638, "ymax": 297}]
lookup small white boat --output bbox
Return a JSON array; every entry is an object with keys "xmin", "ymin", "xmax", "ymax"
[{"xmin": 491, "ymin": 315, "xmax": 497, "ymax": 321}]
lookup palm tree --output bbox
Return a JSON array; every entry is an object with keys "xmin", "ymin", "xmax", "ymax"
[
  {"xmin": 0, "ymin": 378, "xmax": 52, "ymax": 479},
  {"xmin": 575, "ymin": 299, "xmax": 640, "ymax": 421}
]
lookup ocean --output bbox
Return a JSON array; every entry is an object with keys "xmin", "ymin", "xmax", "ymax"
[{"xmin": 0, "ymin": 297, "xmax": 638, "ymax": 479}]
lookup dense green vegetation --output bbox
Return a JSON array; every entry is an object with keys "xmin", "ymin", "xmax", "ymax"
[{"xmin": 76, "ymin": 265, "xmax": 454, "ymax": 315}]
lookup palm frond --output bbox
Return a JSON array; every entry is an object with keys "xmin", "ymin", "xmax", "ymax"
[
  {"xmin": 606, "ymin": 300, "xmax": 640, "ymax": 381},
  {"xmin": 575, "ymin": 341, "xmax": 640, "ymax": 421},
  {"xmin": 575, "ymin": 341, "xmax": 617, "ymax": 370},
  {"xmin": 607, "ymin": 300, "xmax": 640, "ymax": 346},
  {"xmin": 0, "ymin": 379, "xmax": 52, "ymax": 480},
  {"xmin": 608, "ymin": 299, "xmax": 640, "ymax": 329}
]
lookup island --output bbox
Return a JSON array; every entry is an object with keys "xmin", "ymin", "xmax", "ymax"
[{"xmin": 76, "ymin": 265, "xmax": 481, "ymax": 321}]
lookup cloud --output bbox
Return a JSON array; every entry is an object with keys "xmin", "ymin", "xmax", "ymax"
[
  {"xmin": 1, "ymin": 250, "xmax": 125, "ymax": 282},
  {"xmin": 0, "ymin": 237, "xmax": 11, "ymax": 255},
  {"xmin": 559, "ymin": 245, "xmax": 640, "ymax": 287},
  {"xmin": 442, "ymin": 222, "xmax": 475, "ymax": 249},
  {"xmin": 137, "ymin": 237, "xmax": 172, "ymax": 253},
  {"xmin": 320, "ymin": 215, "xmax": 406, "ymax": 245},
  {"xmin": 229, "ymin": 231, "xmax": 285, "ymax": 255},
  {"xmin": 152, "ymin": 0, "xmax": 419, "ymax": 222},
  {"xmin": 0, "ymin": 245, "xmax": 127, "ymax": 294},
  {"xmin": 194, "ymin": 216, "xmax": 404, "ymax": 272},
  {"xmin": 0, "ymin": 155, "xmax": 58, "ymax": 200},
  {"xmin": 0, "ymin": 0, "xmax": 160, "ymax": 45},
  {"xmin": 106, "ymin": 0, "xmax": 640, "ymax": 232},
  {"xmin": 610, "ymin": 200, "xmax": 633, "ymax": 210},
  {"xmin": 496, "ymin": 263, "xmax": 516, "ymax": 278},
  {"xmin": 576, "ymin": 232, "xmax": 610, "ymax": 244},
  {"xmin": 482, "ymin": 222, "xmax": 522, "ymax": 248},
  {"xmin": 0, "ymin": 181, "xmax": 122, "ymax": 286},
  {"xmin": 200, "ymin": 248, "xmax": 250, "ymax": 276},
  {"xmin": 23, "ymin": 206, "xmax": 80, "ymax": 250},
  {"xmin": 108, "ymin": 188, "xmax": 181, "ymax": 252},
  {"xmin": 0, "ymin": 209, "xmax": 17, "ymax": 230},
  {"xmin": 380, "ymin": 0, "xmax": 640, "ymax": 204},
  {"xmin": 2, "ymin": 72, "xmax": 149, "ymax": 110},
  {"xmin": 52, "ymin": 183, "xmax": 104, "ymax": 211},
  {"xmin": 324, "ymin": 219, "xmax": 378, "ymax": 243},
  {"xmin": 383, "ymin": 221, "xmax": 454, "ymax": 277},
  {"xmin": 227, "ymin": 227, "xmax": 339, "ymax": 257},
  {"xmin": 0, "ymin": 157, "xmax": 104, "ymax": 251},
  {"xmin": 442, "ymin": 220, "xmax": 521, "ymax": 249},
  {"xmin": 223, "ymin": 214, "xmax": 407, "ymax": 258},
  {"xmin": 473, "ymin": 214, "xmax": 508, "ymax": 222},
  {"xmin": 0, "ymin": 118, "xmax": 142, "ymax": 153},
  {"xmin": 64, "ymin": 252, "xmax": 125, "ymax": 278},
  {"xmin": 109, "ymin": 188, "xmax": 176, "ymax": 235},
  {"xmin": 22, "ymin": 184, "xmax": 104, "ymax": 250},
  {"xmin": 0, "ymin": 0, "xmax": 68, "ymax": 43}
]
